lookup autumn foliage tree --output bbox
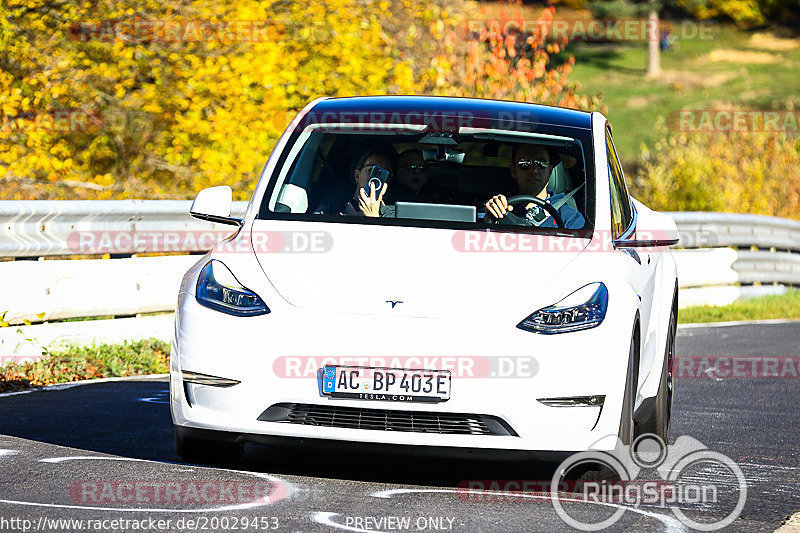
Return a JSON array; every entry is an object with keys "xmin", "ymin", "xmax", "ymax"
[
  {"xmin": 633, "ymin": 121, "xmax": 800, "ymax": 218},
  {"xmin": 1, "ymin": 0, "xmax": 598, "ymax": 200},
  {"xmin": 417, "ymin": 3, "xmax": 604, "ymax": 111},
  {"xmin": 1, "ymin": 0, "xmax": 419, "ymax": 199}
]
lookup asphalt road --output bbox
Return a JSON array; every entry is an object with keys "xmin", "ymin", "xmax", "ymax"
[{"xmin": 0, "ymin": 322, "xmax": 798, "ymax": 533}]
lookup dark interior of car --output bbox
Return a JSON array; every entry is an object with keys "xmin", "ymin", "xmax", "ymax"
[{"xmin": 299, "ymin": 133, "xmax": 587, "ymax": 215}]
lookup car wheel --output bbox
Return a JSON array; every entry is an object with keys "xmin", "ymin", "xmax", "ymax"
[
  {"xmin": 174, "ymin": 427, "xmax": 243, "ymax": 463},
  {"xmin": 637, "ymin": 309, "xmax": 676, "ymax": 441}
]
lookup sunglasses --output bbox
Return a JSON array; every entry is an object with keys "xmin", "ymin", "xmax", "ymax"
[
  {"xmin": 516, "ymin": 158, "xmax": 549, "ymax": 170},
  {"xmin": 399, "ymin": 163, "xmax": 427, "ymax": 175}
]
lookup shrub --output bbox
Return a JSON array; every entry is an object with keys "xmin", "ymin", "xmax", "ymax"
[
  {"xmin": 423, "ymin": 3, "xmax": 604, "ymax": 111},
  {"xmin": 632, "ymin": 121, "xmax": 800, "ymax": 218},
  {"xmin": 0, "ymin": 338, "xmax": 170, "ymax": 392}
]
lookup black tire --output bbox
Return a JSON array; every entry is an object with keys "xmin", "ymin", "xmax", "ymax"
[
  {"xmin": 174, "ymin": 427, "xmax": 243, "ymax": 464},
  {"xmin": 618, "ymin": 323, "xmax": 639, "ymax": 446},
  {"xmin": 637, "ymin": 308, "xmax": 676, "ymax": 441},
  {"xmin": 573, "ymin": 461, "xmax": 625, "ymax": 483}
]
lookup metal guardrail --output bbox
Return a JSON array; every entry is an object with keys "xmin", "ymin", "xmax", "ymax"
[
  {"xmin": 1, "ymin": 202, "xmax": 798, "ymax": 257},
  {"xmin": 1, "ymin": 255, "xmax": 199, "ymax": 325},
  {"xmin": 0, "ymin": 203, "xmax": 797, "ymax": 352},
  {"xmin": 665, "ymin": 212, "xmax": 800, "ymax": 290},
  {"xmin": 666, "ymin": 211, "xmax": 800, "ymax": 252},
  {"xmin": 734, "ymin": 250, "xmax": 800, "ymax": 286},
  {"xmin": 0, "ymin": 200, "xmax": 248, "ymax": 257}
]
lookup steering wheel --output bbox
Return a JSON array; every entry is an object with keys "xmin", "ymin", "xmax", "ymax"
[{"xmin": 493, "ymin": 195, "xmax": 564, "ymax": 228}]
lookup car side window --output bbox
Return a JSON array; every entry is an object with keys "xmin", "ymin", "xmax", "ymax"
[{"xmin": 606, "ymin": 128, "xmax": 633, "ymax": 239}]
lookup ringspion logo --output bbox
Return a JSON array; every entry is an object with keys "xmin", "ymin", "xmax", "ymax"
[{"xmin": 458, "ymin": 434, "xmax": 747, "ymax": 531}]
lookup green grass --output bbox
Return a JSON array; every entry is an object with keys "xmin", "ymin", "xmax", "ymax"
[
  {"xmin": 0, "ymin": 338, "xmax": 170, "ymax": 393},
  {"xmin": 561, "ymin": 25, "xmax": 800, "ymax": 162},
  {"xmin": 679, "ymin": 289, "xmax": 800, "ymax": 324}
]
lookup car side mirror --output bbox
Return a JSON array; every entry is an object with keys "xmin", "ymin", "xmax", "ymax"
[
  {"xmin": 190, "ymin": 186, "xmax": 242, "ymax": 226},
  {"xmin": 615, "ymin": 199, "xmax": 679, "ymax": 248}
]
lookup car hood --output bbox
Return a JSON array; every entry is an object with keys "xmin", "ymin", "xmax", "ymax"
[{"xmin": 250, "ymin": 220, "xmax": 591, "ymax": 319}]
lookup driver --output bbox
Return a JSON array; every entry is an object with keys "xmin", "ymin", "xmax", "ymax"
[{"xmin": 484, "ymin": 144, "xmax": 585, "ymax": 229}]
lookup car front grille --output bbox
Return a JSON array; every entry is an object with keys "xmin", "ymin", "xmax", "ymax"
[{"xmin": 258, "ymin": 403, "xmax": 517, "ymax": 437}]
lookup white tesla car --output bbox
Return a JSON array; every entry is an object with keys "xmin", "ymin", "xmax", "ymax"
[{"xmin": 170, "ymin": 96, "xmax": 679, "ymax": 463}]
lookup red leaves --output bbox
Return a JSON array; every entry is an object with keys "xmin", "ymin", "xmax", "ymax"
[{"xmin": 454, "ymin": 1, "xmax": 600, "ymax": 110}]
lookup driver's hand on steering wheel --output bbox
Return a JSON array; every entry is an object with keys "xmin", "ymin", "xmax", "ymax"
[{"xmin": 485, "ymin": 194, "xmax": 513, "ymax": 220}]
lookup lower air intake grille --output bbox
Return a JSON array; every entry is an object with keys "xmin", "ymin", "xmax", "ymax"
[{"xmin": 258, "ymin": 403, "xmax": 517, "ymax": 436}]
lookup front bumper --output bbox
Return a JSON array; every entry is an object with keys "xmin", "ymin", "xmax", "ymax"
[
  {"xmin": 170, "ymin": 290, "xmax": 637, "ymax": 454},
  {"xmin": 174, "ymin": 425, "xmax": 576, "ymax": 464}
]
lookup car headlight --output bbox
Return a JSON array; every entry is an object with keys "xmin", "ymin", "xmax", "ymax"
[
  {"xmin": 517, "ymin": 282, "xmax": 607, "ymax": 334},
  {"xmin": 195, "ymin": 260, "xmax": 270, "ymax": 316}
]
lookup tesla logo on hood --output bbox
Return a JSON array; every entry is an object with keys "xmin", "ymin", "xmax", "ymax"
[{"xmin": 386, "ymin": 300, "xmax": 404, "ymax": 309}]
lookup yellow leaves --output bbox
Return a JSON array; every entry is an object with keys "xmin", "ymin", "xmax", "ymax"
[
  {"xmin": 635, "ymin": 121, "xmax": 800, "ymax": 217},
  {"xmin": 94, "ymin": 173, "xmax": 114, "ymax": 187},
  {"xmin": 2, "ymin": 0, "xmax": 547, "ymax": 200},
  {"xmin": 391, "ymin": 62, "xmax": 415, "ymax": 92}
]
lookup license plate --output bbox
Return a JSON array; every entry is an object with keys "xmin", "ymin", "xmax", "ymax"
[{"xmin": 322, "ymin": 366, "xmax": 451, "ymax": 403}]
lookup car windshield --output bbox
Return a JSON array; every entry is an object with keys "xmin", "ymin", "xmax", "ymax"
[{"xmin": 258, "ymin": 123, "xmax": 594, "ymax": 233}]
